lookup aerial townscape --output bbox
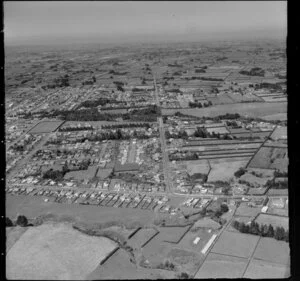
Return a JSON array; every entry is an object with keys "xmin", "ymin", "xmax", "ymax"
[{"xmin": 5, "ymin": 2, "xmax": 289, "ymax": 280}]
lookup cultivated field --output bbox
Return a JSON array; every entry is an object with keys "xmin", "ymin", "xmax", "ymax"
[
  {"xmin": 255, "ymin": 213, "xmax": 289, "ymax": 230},
  {"xmin": 6, "ymin": 223, "xmax": 117, "ymax": 280},
  {"xmin": 128, "ymin": 228, "xmax": 158, "ymax": 249},
  {"xmin": 195, "ymin": 253, "xmax": 248, "ymax": 278},
  {"xmin": 243, "ymin": 259, "xmax": 290, "ymax": 279},
  {"xmin": 211, "ymin": 231, "xmax": 260, "ymax": 259},
  {"xmin": 28, "ymin": 121, "xmax": 64, "ymax": 133}
]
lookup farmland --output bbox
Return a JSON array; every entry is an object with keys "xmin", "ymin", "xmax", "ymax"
[
  {"xmin": 28, "ymin": 121, "xmax": 64, "ymax": 133},
  {"xmin": 255, "ymin": 213, "xmax": 289, "ymax": 230},
  {"xmin": 195, "ymin": 253, "xmax": 248, "ymax": 278},
  {"xmin": 162, "ymin": 102, "xmax": 287, "ymax": 118},
  {"xmin": 210, "ymin": 231, "xmax": 260, "ymax": 259},
  {"xmin": 6, "ymin": 223, "xmax": 117, "ymax": 280}
]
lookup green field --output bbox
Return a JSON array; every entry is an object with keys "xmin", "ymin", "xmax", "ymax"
[{"xmin": 255, "ymin": 213, "xmax": 289, "ymax": 230}]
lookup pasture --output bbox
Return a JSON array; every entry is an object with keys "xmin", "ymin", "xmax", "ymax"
[
  {"xmin": 6, "ymin": 223, "xmax": 117, "ymax": 280},
  {"xmin": 243, "ymin": 259, "xmax": 290, "ymax": 279},
  {"xmin": 255, "ymin": 213, "xmax": 289, "ymax": 230},
  {"xmin": 208, "ymin": 157, "xmax": 250, "ymax": 182},
  {"xmin": 28, "ymin": 121, "xmax": 64, "ymax": 134},
  {"xmin": 253, "ymin": 237, "xmax": 290, "ymax": 265},
  {"xmin": 195, "ymin": 253, "xmax": 248, "ymax": 279},
  {"xmin": 211, "ymin": 231, "xmax": 260, "ymax": 259}
]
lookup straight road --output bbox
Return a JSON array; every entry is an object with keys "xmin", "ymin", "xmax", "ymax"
[{"xmin": 153, "ymin": 73, "xmax": 173, "ymax": 194}]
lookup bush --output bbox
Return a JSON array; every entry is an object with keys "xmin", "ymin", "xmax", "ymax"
[
  {"xmin": 16, "ymin": 215, "xmax": 28, "ymax": 227},
  {"xmin": 234, "ymin": 168, "xmax": 246, "ymax": 178},
  {"xmin": 6, "ymin": 217, "xmax": 14, "ymax": 227}
]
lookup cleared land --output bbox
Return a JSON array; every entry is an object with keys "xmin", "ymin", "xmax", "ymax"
[
  {"xmin": 195, "ymin": 253, "xmax": 248, "ymax": 279},
  {"xmin": 28, "ymin": 121, "xmax": 64, "ymax": 133},
  {"xmin": 253, "ymin": 237, "xmax": 290, "ymax": 265},
  {"xmin": 255, "ymin": 213, "xmax": 289, "ymax": 230},
  {"xmin": 243, "ymin": 259, "xmax": 290, "ymax": 279},
  {"xmin": 211, "ymin": 231, "xmax": 260, "ymax": 259},
  {"xmin": 6, "ymin": 223, "xmax": 117, "ymax": 280}
]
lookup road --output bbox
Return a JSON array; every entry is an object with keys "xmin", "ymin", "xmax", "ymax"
[{"xmin": 153, "ymin": 74, "xmax": 174, "ymax": 194}]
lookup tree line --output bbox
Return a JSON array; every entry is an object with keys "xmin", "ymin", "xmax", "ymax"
[{"xmin": 232, "ymin": 220, "xmax": 289, "ymax": 242}]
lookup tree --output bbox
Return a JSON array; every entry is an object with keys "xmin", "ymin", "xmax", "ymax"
[
  {"xmin": 16, "ymin": 215, "xmax": 28, "ymax": 227},
  {"xmin": 267, "ymin": 224, "xmax": 274, "ymax": 237},
  {"xmin": 6, "ymin": 217, "xmax": 13, "ymax": 227},
  {"xmin": 220, "ymin": 203, "xmax": 229, "ymax": 213}
]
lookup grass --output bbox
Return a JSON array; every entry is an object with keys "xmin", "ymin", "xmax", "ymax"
[
  {"xmin": 6, "ymin": 194, "xmax": 155, "ymax": 227},
  {"xmin": 195, "ymin": 253, "xmax": 248, "ymax": 278},
  {"xmin": 253, "ymin": 237, "xmax": 290, "ymax": 265},
  {"xmin": 211, "ymin": 231, "xmax": 260, "ymax": 259},
  {"xmin": 6, "ymin": 226, "xmax": 28, "ymax": 253},
  {"xmin": 208, "ymin": 157, "xmax": 250, "ymax": 182},
  {"xmin": 29, "ymin": 121, "xmax": 64, "ymax": 133},
  {"xmin": 162, "ymin": 102, "xmax": 287, "ymax": 118},
  {"xmin": 243, "ymin": 259, "xmax": 290, "ymax": 278},
  {"xmin": 235, "ymin": 202, "xmax": 261, "ymax": 217},
  {"xmin": 6, "ymin": 222, "xmax": 117, "ymax": 280},
  {"xmin": 255, "ymin": 213, "xmax": 289, "ymax": 230}
]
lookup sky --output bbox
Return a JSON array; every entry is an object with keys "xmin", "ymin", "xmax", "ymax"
[{"xmin": 4, "ymin": 1, "xmax": 287, "ymax": 45}]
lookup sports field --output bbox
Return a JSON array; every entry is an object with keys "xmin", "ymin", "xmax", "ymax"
[{"xmin": 28, "ymin": 121, "xmax": 64, "ymax": 133}]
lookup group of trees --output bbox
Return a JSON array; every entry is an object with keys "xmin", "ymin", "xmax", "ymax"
[
  {"xmin": 265, "ymin": 178, "xmax": 288, "ymax": 189},
  {"xmin": 232, "ymin": 220, "xmax": 289, "ymax": 242},
  {"xmin": 79, "ymin": 97, "xmax": 121, "ymax": 109},
  {"xmin": 6, "ymin": 215, "xmax": 28, "ymax": 227},
  {"xmin": 240, "ymin": 67, "xmax": 265, "ymax": 77},
  {"xmin": 234, "ymin": 167, "xmax": 247, "ymax": 178},
  {"xmin": 42, "ymin": 74, "xmax": 70, "ymax": 89},
  {"xmin": 58, "ymin": 126, "xmax": 94, "ymax": 132},
  {"xmin": 102, "ymin": 123, "xmax": 151, "ymax": 129},
  {"xmin": 188, "ymin": 101, "xmax": 213, "ymax": 108}
]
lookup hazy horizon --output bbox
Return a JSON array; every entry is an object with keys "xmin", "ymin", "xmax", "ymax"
[{"xmin": 4, "ymin": 1, "xmax": 287, "ymax": 46}]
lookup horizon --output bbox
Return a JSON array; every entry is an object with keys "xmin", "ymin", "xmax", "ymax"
[{"xmin": 4, "ymin": 1, "xmax": 287, "ymax": 46}]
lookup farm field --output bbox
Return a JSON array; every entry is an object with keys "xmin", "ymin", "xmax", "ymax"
[
  {"xmin": 158, "ymin": 225, "xmax": 192, "ymax": 243},
  {"xmin": 184, "ymin": 139, "xmax": 263, "ymax": 147},
  {"xmin": 262, "ymin": 113, "xmax": 287, "ymax": 121},
  {"xmin": 270, "ymin": 126, "xmax": 287, "ymax": 140},
  {"xmin": 253, "ymin": 237, "xmax": 290, "ymax": 265},
  {"xmin": 88, "ymin": 248, "xmax": 175, "ymax": 280},
  {"xmin": 211, "ymin": 231, "xmax": 260, "ymax": 259},
  {"xmin": 186, "ymin": 160, "xmax": 211, "ymax": 176},
  {"xmin": 207, "ymin": 157, "xmax": 250, "ymax": 182},
  {"xmin": 28, "ymin": 121, "xmax": 64, "ymax": 133},
  {"xmin": 195, "ymin": 253, "xmax": 248, "ymax": 279},
  {"xmin": 162, "ymin": 102, "xmax": 287, "ymax": 118},
  {"xmin": 6, "ymin": 226, "xmax": 28, "ymax": 252},
  {"xmin": 206, "ymin": 126, "xmax": 229, "ymax": 134},
  {"xmin": 243, "ymin": 259, "xmax": 290, "ymax": 279},
  {"xmin": 255, "ymin": 213, "xmax": 289, "ymax": 230},
  {"xmin": 6, "ymin": 223, "xmax": 117, "ymax": 280},
  {"xmin": 235, "ymin": 203, "xmax": 262, "ymax": 217},
  {"xmin": 6, "ymin": 194, "xmax": 155, "ymax": 227},
  {"xmin": 248, "ymin": 146, "xmax": 288, "ymax": 171},
  {"xmin": 127, "ymin": 228, "xmax": 158, "ymax": 249}
]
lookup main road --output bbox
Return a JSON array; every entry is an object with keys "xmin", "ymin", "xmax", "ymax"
[{"xmin": 153, "ymin": 74, "xmax": 174, "ymax": 194}]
